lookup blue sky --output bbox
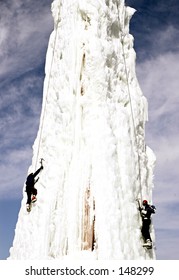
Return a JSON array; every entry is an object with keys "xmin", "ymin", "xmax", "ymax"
[{"xmin": 0, "ymin": 0, "xmax": 179, "ymax": 260}]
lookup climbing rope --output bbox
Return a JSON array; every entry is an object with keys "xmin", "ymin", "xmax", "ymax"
[
  {"xmin": 116, "ymin": 2, "xmax": 143, "ymax": 200},
  {"xmin": 34, "ymin": 5, "xmax": 61, "ymax": 170}
]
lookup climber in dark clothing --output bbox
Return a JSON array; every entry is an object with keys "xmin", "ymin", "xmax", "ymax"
[
  {"xmin": 139, "ymin": 200, "xmax": 156, "ymax": 248},
  {"xmin": 25, "ymin": 163, "xmax": 43, "ymax": 210}
]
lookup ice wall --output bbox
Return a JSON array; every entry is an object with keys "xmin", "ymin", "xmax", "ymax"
[{"xmin": 9, "ymin": 0, "xmax": 156, "ymax": 260}]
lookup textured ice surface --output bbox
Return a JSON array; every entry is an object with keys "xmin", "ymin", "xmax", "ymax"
[{"xmin": 9, "ymin": 0, "xmax": 156, "ymax": 260}]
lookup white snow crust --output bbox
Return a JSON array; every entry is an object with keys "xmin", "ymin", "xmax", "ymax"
[{"xmin": 9, "ymin": 0, "xmax": 156, "ymax": 260}]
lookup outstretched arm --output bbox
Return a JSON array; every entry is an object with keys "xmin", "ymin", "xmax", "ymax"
[
  {"xmin": 136, "ymin": 199, "xmax": 142, "ymax": 212},
  {"xmin": 33, "ymin": 165, "xmax": 43, "ymax": 178}
]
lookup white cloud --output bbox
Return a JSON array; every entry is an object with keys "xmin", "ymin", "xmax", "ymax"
[
  {"xmin": 135, "ymin": 30, "xmax": 179, "ymax": 250},
  {"xmin": 0, "ymin": 0, "xmax": 53, "ymax": 80},
  {"xmin": 0, "ymin": 146, "xmax": 32, "ymax": 199},
  {"xmin": 0, "ymin": 1, "xmax": 53, "ymax": 200},
  {"xmin": 0, "ymin": 74, "xmax": 44, "ymax": 198},
  {"xmin": 137, "ymin": 52, "xmax": 179, "ymax": 122},
  {"xmin": 136, "ymin": 51, "xmax": 179, "ymax": 181}
]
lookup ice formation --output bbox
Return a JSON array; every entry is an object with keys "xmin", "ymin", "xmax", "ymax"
[{"xmin": 9, "ymin": 0, "xmax": 156, "ymax": 260}]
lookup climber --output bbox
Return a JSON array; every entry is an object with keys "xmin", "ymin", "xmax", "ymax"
[
  {"xmin": 25, "ymin": 160, "xmax": 44, "ymax": 211},
  {"xmin": 139, "ymin": 200, "xmax": 156, "ymax": 248}
]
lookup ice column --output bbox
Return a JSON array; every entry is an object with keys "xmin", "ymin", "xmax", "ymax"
[{"xmin": 9, "ymin": 0, "xmax": 156, "ymax": 260}]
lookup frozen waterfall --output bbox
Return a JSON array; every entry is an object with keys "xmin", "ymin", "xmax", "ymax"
[{"xmin": 9, "ymin": 0, "xmax": 156, "ymax": 260}]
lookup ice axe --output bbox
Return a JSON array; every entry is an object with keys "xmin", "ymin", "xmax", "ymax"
[
  {"xmin": 136, "ymin": 198, "xmax": 142, "ymax": 212},
  {"xmin": 40, "ymin": 158, "xmax": 45, "ymax": 166}
]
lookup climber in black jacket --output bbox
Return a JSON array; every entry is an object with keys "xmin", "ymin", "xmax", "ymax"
[
  {"xmin": 139, "ymin": 200, "xmax": 156, "ymax": 248},
  {"xmin": 25, "ymin": 161, "xmax": 43, "ymax": 211}
]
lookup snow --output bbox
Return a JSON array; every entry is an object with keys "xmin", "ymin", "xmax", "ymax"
[{"xmin": 9, "ymin": 0, "xmax": 156, "ymax": 260}]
